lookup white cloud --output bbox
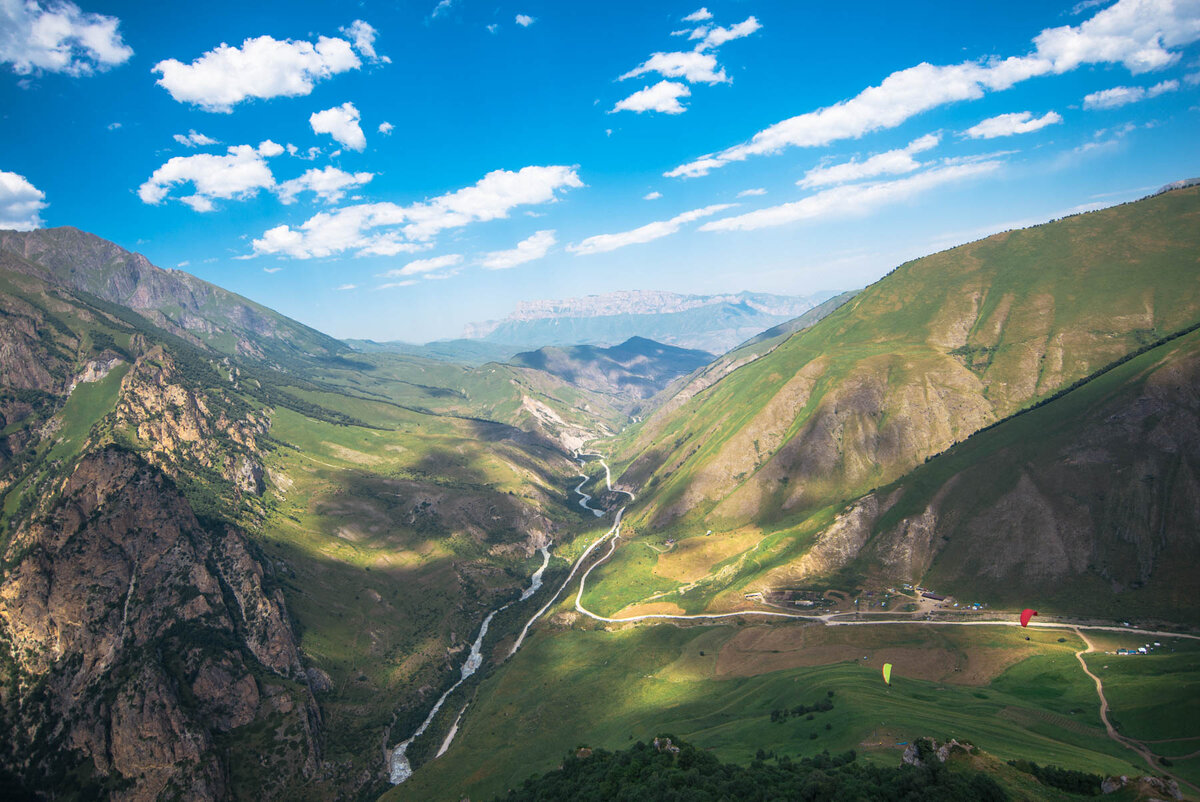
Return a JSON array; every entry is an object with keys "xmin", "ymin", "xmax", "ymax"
[
  {"xmin": 379, "ymin": 253, "xmax": 463, "ymax": 277},
  {"xmin": 153, "ymin": 33, "xmax": 360, "ymax": 112},
  {"xmin": 378, "ymin": 121, "xmax": 394, "ymax": 135},
  {"xmin": 0, "ymin": 0, "xmax": 132, "ymax": 76},
  {"xmin": 1083, "ymin": 79, "xmax": 1179, "ymax": 108},
  {"xmin": 138, "ymin": 141, "xmax": 282, "ymax": 211},
  {"xmin": 963, "ymin": 110, "xmax": 1063, "ymax": 138},
  {"xmin": 263, "ymin": 266, "xmax": 282, "ymax": 273},
  {"xmin": 173, "ymin": 129, "xmax": 220, "ymax": 148},
  {"xmin": 643, "ymin": 191, "xmax": 662, "ymax": 200},
  {"xmin": 683, "ymin": 8, "xmax": 712, "ymax": 22},
  {"xmin": 430, "ymin": 0, "xmax": 456, "ymax": 20},
  {"xmin": 515, "ymin": 14, "xmax": 535, "ymax": 27},
  {"xmin": 567, "ymin": 204, "xmax": 734, "ymax": 255},
  {"xmin": 286, "ymin": 143, "xmax": 322, "ymax": 160},
  {"xmin": 613, "ymin": 80, "xmax": 691, "ymax": 114},
  {"xmin": 252, "ymin": 165, "xmax": 582, "ymax": 259},
  {"xmin": 341, "ymin": 19, "xmax": 389, "ymax": 63},
  {"xmin": 797, "ymin": 133, "xmax": 941, "ymax": 189},
  {"xmin": 667, "ymin": 0, "xmax": 1200, "ymax": 178},
  {"xmin": 487, "ymin": 23, "xmax": 499, "ymax": 34},
  {"xmin": 694, "ymin": 16, "xmax": 761, "ymax": 51},
  {"xmin": 107, "ymin": 122, "xmax": 121, "ymax": 131},
  {"xmin": 276, "ymin": 166, "xmax": 373, "ymax": 204},
  {"xmin": 0, "ymin": 170, "xmax": 47, "ymax": 229},
  {"xmin": 701, "ymin": 162, "xmax": 1001, "ymax": 233},
  {"xmin": 310, "ymin": 102, "xmax": 366, "ymax": 151},
  {"xmin": 736, "ymin": 187, "xmax": 766, "ymax": 197},
  {"xmin": 620, "ymin": 51, "xmax": 728, "ymax": 84},
  {"xmin": 336, "ymin": 283, "xmax": 356, "ymax": 290},
  {"xmin": 481, "ymin": 229, "xmax": 556, "ymax": 269}
]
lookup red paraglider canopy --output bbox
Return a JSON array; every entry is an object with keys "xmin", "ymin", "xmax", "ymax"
[{"xmin": 1020, "ymin": 609, "xmax": 1038, "ymax": 628}]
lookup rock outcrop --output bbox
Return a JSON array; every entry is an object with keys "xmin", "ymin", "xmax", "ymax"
[{"xmin": 0, "ymin": 447, "xmax": 318, "ymax": 800}]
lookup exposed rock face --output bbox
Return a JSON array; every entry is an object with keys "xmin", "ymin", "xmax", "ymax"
[
  {"xmin": 0, "ymin": 448, "xmax": 318, "ymax": 800},
  {"xmin": 115, "ymin": 345, "xmax": 270, "ymax": 499}
]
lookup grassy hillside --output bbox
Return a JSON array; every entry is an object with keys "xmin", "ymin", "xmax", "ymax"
[
  {"xmin": 605, "ymin": 186, "xmax": 1200, "ymax": 545},
  {"xmin": 389, "ymin": 622, "xmax": 1195, "ymax": 801}
]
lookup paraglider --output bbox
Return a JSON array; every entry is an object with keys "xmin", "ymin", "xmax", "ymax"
[
  {"xmin": 1020, "ymin": 609, "xmax": 1038, "ymax": 627},
  {"xmin": 882, "ymin": 663, "xmax": 892, "ymax": 686}
]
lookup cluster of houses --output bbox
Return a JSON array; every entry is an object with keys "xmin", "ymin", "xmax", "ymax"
[{"xmin": 1114, "ymin": 642, "xmax": 1162, "ymax": 655}]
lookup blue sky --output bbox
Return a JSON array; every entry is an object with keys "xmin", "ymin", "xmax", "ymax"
[{"xmin": 2, "ymin": 0, "xmax": 1198, "ymax": 343}]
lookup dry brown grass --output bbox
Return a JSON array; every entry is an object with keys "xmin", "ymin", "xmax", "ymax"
[{"xmin": 651, "ymin": 529, "xmax": 763, "ymax": 583}]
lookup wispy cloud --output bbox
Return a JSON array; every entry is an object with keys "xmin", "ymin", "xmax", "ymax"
[
  {"xmin": 379, "ymin": 253, "xmax": 462, "ymax": 277},
  {"xmin": 481, "ymin": 230, "xmax": 556, "ymax": 269},
  {"xmin": 568, "ymin": 204, "xmax": 734, "ymax": 255},
  {"xmin": 701, "ymin": 162, "xmax": 1002, "ymax": 233},
  {"xmin": 962, "ymin": 110, "xmax": 1062, "ymax": 138},
  {"xmin": 798, "ymin": 133, "xmax": 940, "ymax": 189},
  {"xmin": 682, "ymin": 8, "xmax": 713, "ymax": 22},
  {"xmin": 643, "ymin": 191, "xmax": 662, "ymax": 200},
  {"xmin": 1083, "ymin": 79, "xmax": 1178, "ymax": 109},
  {"xmin": 252, "ymin": 165, "xmax": 582, "ymax": 259},
  {"xmin": 173, "ymin": 129, "xmax": 219, "ymax": 147},
  {"xmin": 694, "ymin": 16, "xmax": 761, "ymax": 51},
  {"xmin": 336, "ymin": 283, "xmax": 356, "ymax": 290},
  {"xmin": 736, "ymin": 188, "xmax": 766, "ymax": 197}
]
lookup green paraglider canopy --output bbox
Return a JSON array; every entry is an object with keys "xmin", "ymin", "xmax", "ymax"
[{"xmin": 882, "ymin": 663, "xmax": 892, "ymax": 686}]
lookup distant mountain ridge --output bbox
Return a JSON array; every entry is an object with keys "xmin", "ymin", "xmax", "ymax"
[
  {"xmin": 508, "ymin": 336, "xmax": 713, "ymax": 410},
  {"xmin": 462, "ymin": 289, "xmax": 840, "ymax": 353}
]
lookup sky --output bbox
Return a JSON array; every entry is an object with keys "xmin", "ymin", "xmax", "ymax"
[{"xmin": 1, "ymin": 0, "xmax": 1199, "ymax": 343}]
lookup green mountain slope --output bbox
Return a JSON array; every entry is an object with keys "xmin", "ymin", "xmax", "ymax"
[
  {"xmin": 0, "ymin": 226, "xmax": 347, "ymax": 364},
  {"xmin": 609, "ymin": 187, "xmax": 1200, "ymax": 538}
]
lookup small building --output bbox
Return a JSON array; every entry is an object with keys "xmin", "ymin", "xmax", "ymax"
[{"xmin": 922, "ymin": 592, "xmax": 946, "ymax": 601}]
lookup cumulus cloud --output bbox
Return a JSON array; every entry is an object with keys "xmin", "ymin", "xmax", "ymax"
[
  {"xmin": 0, "ymin": 170, "xmax": 48, "ymax": 229},
  {"xmin": 379, "ymin": 253, "xmax": 463, "ymax": 277},
  {"xmin": 252, "ymin": 165, "xmax": 582, "ymax": 259},
  {"xmin": 515, "ymin": 14, "xmax": 534, "ymax": 27},
  {"xmin": 481, "ymin": 229, "xmax": 556, "ymax": 269},
  {"xmin": 613, "ymin": 80, "xmax": 691, "ymax": 114},
  {"xmin": 138, "ymin": 141, "xmax": 282, "ymax": 211},
  {"xmin": 567, "ymin": 204, "xmax": 733, "ymax": 255},
  {"xmin": 963, "ymin": 110, "xmax": 1063, "ymax": 138},
  {"xmin": 643, "ymin": 191, "xmax": 662, "ymax": 200},
  {"xmin": 341, "ymin": 19, "xmax": 388, "ymax": 63},
  {"xmin": 667, "ymin": 0, "xmax": 1200, "ymax": 177},
  {"xmin": 310, "ymin": 102, "xmax": 366, "ymax": 150},
  {"xmin": 701, "ymin": 162, "xmax": 1001, "ymax": 233},
  {"xmin": 378, "ymin": 121, "xmax": 394, "ymax": 134},
  {"xmin": 173, "ymin": 129, "xmax": 220, "ymax": 148},
  {"xmin": 153, "ymin": 32, "xmax": 361, "ymax": 112},
  {"xmin": 620, "ymin": 51, "xmax": 728, "ymax": 84},
  {"xmin": 1083, "ymin": 79, "xmax": 1179, "ymax": 108},
  {"xmin": 683, "ymin": 8, "xmax": 713, "ymax": 22},
  {"xmin": 0, "ymin": 0, "xmax": 132, "ymax": 76},
  {"xmin": 798, "ymin": 133, "xmax": 941, "ymax": 188},
  {"xmin": 276, "ymin": 166, "xmax": 373, "ymax": 204},
  {"xmin": 694, "ymin": 16, "xmax": 761, "ymax": 51}
]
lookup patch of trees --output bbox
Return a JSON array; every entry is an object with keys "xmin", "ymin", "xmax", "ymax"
[
  {"xmin": 1006, "ymin": 759, "xmax": 1102, "ymax": 796},
  {"xmin": 494, "ymin": 735, "xmax": 1009, "ymax": 802},
  {"xmin": 771, "ymin": 691, "xmax": 834, "ymax": 722}
]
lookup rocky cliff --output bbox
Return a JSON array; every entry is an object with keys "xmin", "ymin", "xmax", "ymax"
[{"xmin": 0, "ymin": 447, "xmax": 319, "ymax": 800}]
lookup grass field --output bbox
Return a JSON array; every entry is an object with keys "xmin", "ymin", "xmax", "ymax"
[{"xmin": 387, "ymin": 622, "xmax": 1197, "ymax": 801}]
